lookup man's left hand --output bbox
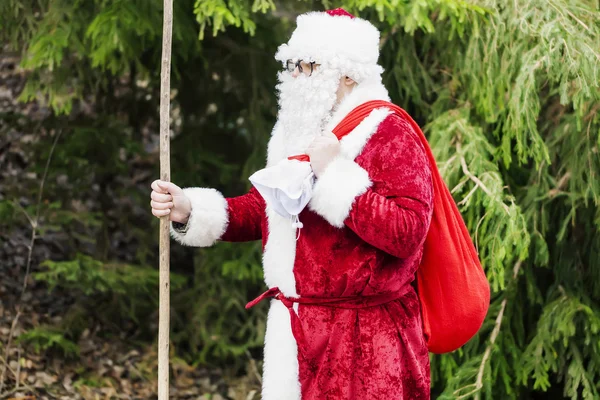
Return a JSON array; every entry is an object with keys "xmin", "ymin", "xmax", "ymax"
[{"xmin": 306, "ymin": 131, "xmax": 341, "ymax": 178}]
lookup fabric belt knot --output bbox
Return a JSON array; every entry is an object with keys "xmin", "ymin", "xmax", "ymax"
[
  {"xmin": 246, "ymin": 287, "xmax": 309, "ymax": 359},
  {"xmin": 246, "ymin": 285, "xmax": 412, "ymax": 360}
]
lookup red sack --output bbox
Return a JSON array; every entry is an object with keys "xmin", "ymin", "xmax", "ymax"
[{"xmin": 332, "ymin": 100, "xmax": 490, "ymax": 354}]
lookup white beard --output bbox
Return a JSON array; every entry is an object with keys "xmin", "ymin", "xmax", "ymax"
[{"xmin": 275, "ymin": 68, "xmax": 341, "ymax": 157}]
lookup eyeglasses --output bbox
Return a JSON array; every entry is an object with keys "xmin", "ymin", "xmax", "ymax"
[{"xmin": 285, "ymin": 59, "xmax": 317, "ymax": 76}]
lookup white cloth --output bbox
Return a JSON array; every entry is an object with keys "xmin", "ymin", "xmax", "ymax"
[{"xmin": 249, "ymin": 159, "xmax": 314, "ymax": 228}]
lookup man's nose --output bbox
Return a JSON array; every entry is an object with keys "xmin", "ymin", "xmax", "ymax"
[{"xmin": 292, "ymin": 67, "xmax": 300, "ymax": 78}]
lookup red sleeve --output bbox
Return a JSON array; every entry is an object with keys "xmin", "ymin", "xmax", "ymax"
[
  {"xmin": 346, "ymin": 115, "xmax": 434, "ymax": 258},
  {"xmin": 308, "ymin": 114, "xmax": 433, "ymax": 258},
  {"xmin": 221, "ymin": 186, "xmax": 265, "ymax": 242}
]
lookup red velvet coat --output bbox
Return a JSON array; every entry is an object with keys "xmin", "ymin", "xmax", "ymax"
[{"xmin": 171, "ymin": 82, "xmax": 434, "ymax": 400}]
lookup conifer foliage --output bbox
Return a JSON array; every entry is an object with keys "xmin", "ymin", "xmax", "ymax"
[{"xmin": 1, "ymin": 0, "xmax": 599, "ymax": 398}]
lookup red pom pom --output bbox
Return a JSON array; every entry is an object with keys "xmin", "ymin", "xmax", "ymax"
[{"xmin": 325, "ymin": 8, "xmax": 355, "ymax": 18}]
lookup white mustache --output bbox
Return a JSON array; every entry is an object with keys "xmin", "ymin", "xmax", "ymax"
[{"xmin": 275, "ymin": 70, "xmax": 340, "ymax": 157}]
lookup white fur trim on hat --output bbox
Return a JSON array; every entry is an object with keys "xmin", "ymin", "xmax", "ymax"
[
  {"xmin": 169, "ymin": 187, "xmax": 229, "ymax": 247},
  {"xmin": 275, "ymin": 11, "xmax": 383, "ymax": 82}
]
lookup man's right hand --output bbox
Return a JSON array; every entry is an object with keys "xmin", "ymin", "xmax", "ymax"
[{"xmin": 150, "ymin": 180, "xmax": 192, "ymax": 224}]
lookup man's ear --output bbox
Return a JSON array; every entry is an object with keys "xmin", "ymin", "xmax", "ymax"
[{"xmin": 344, "ymin": 76, "xmax": 356, "ymax": 86}]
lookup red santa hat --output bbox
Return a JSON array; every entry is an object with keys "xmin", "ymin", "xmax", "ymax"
[{"xmin": 275, "ymin": 8, "xmax": 383, "ymax": 82}]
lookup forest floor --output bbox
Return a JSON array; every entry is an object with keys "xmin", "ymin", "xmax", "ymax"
[{"xmin": 0, "ymin": 271, "xmax": 260, "ymax": 400}]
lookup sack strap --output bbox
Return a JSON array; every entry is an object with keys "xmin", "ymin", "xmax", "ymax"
[{"xmin": 287, "ymin": 100, "xmax": 401, "ymax": 162}]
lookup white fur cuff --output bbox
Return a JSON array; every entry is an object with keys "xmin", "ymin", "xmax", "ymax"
[
  {"xmin": 169, "ymin": 188, "xmax": 229, "ymax": 247},
  {"xmin": 308, "ymin": 157, "xmax": 371, "ymax": 228}
]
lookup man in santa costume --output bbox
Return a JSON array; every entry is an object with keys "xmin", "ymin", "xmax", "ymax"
[{"xmin": 151, "ymin": 8, "xmax": 433, "ymax": 399}]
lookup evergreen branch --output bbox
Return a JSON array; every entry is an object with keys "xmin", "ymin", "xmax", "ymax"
[
  {"xmin": 519, "ymin": 286, "xmax": 600, "ymax": 396},
  {"xmin": 548, "ymin": 172, "xmax": 571, "ymax": 198},
  {"xmin": 457, "ymin": 142, "xmax": 510, "ymax": 214},
  {"xmin": 453, "ymin": 260, "xmax": 523, "ymax": 399},
  {"xmin": 439, "ymin": 155, "xmax": 458, "ymax": 177},
  {"xmin": 473, "ymin": 210, "xmax": 491, "ymax": 255},
  {"xmin": 453, "ymin": 383, "xmax": 479, "ymax": 399},
  {"xmin": 548, "ymin": 0, "xmax": 591, "ymax": 33},
  {"xmin": 457, "ymin": 183, "xmax": 480, "ymax": 207},
  {"xmin": 472, "ymin": 260, "xmax": 523, "ymax": 400}
]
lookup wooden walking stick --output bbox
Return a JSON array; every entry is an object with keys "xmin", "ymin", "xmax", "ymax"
[{"xmin": 158, "ymin": 0, "xmax": 173, "ymax": 399}]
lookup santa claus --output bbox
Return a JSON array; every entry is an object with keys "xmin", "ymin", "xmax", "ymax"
[{"xmin": 151, "ymin": 8, "xmax": 433, "ymax": 400}]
